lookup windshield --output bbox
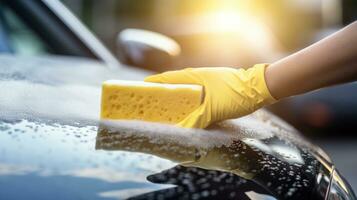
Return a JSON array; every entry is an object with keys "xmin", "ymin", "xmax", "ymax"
[{"xmin": 0, "ymin": 2, "xmax": 51, "ymax": 55}]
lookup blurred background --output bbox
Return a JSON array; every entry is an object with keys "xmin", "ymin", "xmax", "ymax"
[{"xmin": 61, "ymin": 0, "xmax": 355, "ymax": 69}]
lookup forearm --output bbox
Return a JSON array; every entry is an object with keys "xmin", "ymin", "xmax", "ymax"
[{"xmin": 265, "ymin": 21, "xmax": 357, "ymax": 99}]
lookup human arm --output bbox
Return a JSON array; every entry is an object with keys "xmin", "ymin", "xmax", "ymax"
[{"xmin": 266, "ymin": 21, "xmax": 357, "ymax": 99}]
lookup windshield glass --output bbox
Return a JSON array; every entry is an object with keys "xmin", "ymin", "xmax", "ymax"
[{"xmin": 0, "ymin": 2, "xmax": 51, "ymax": 55}]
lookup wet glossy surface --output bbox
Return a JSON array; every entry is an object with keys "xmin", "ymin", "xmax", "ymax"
[
  {"xmin": 0, "ymin": 55, "xmax": 355, "ymax": 199},
  {"xmin": 0, "ymin": 113, "xmax": 320, "ymax": 200},
  {"xmin": 0, "ymin": 113, "xmax": 328, "ymax": 200},
  {"xmin": 0, "ymin": 119, "xmax": 175, "ymax": 200},
  {"xmin": 95, "ymin": 114, "xmax": 324, "ymax": 199}
]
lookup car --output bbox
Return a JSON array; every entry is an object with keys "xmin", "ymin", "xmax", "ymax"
[
  {"xmin": 0, "ymin": 54, "xmax": 356, "ymax": 200},
  {"xmin": 0, "ymin": 1, "xmax": 356, "ymax": 200}
]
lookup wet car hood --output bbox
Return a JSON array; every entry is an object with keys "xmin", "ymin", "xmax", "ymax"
[{"xmin": 0, "ymin": 55, "xmax": 337, "ymax": 200}]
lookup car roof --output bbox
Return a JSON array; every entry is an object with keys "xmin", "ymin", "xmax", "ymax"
[{"xmin": 0, "ymin": 55, "xmax": 329, "ymax": 199}]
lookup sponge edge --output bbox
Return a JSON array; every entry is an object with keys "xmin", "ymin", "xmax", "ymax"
[{"xmin": 101, "ymin": 80, "xmax": 203, "ymax": 124}]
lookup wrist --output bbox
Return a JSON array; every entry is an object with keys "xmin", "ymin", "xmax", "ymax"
[
  {"xmin": 264, "ymin": 64, "xmax": 281, "ymax": 100},
  {"xmin": 251, "ymin": 64, "xmax": 277, "ymax": 104}
]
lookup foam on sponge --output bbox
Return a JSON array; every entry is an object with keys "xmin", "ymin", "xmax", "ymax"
[{"xmin": 101, "ymin": 80, "xmax": 203, "ymax": 124}]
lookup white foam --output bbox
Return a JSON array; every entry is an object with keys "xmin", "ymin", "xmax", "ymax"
[
  {"xmin": 98, "ymin": 112, "xmax": 277, "ymax": 150},
  {"xmin": 0, "ymin": 55, "xmax": 150, "ymax": 126},
  {"xmin": 99, "ymin": 120, "xmax": 235, "ymax": 149},
  {"xmin": 0, "ymin": 80, "xmax": 100, "ymax": 125}
]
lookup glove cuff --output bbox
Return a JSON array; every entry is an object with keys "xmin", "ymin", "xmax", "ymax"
[{"xmin": 253, "ymin": 63, "xmax": 277, "ymax": 105}]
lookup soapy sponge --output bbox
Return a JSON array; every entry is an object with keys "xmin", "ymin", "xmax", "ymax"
[{"xmin": 101, "ymin": 80, "xmax": 203, "ymax": 124}]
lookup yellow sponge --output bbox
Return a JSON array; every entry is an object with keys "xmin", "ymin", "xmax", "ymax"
[{"xmin": 101, "ymin": 80, "xmax": 203, "ymax": 124}]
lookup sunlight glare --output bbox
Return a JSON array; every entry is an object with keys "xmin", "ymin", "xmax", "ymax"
[{"xmin": 205, "ymin": 9, "xmax": 275, "ymax": 49}]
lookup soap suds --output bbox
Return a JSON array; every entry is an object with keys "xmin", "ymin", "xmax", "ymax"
[
  {"xmin": 99, "ymin": 120, "xmax": 236, "ymax": 149},
  {"xmin": 0, "ymin": 80, "xmax": 100, "ymax": 126},
  {"xmin": 97, "ymin": 111, "xmax": 280, "ymax": 151},
  {"xmin": 0, "ymin": 55, "xmax": 150, "ymax": 126}
]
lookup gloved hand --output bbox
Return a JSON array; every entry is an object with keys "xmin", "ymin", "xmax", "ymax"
[{"xmin": 144, "ymin": 64, "xmax": 276, "ymax": 129}]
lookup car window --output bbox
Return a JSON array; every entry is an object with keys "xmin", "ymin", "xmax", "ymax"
[{"xmin": 0, "ymin": 3, "xmax": 51, "ymax": 55}]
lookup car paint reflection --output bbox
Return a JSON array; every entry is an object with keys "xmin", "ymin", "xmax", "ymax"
[
  {"xmin": 0, "ymin": 110, "xmax": 322, "ymax": 200},
  {"xmin": 96, "ymin": 112, "xmax": 323, "ymax": 199},
  {"xmin": 0, "ymin": 119, "xmax": 175, "ymax": 200}
]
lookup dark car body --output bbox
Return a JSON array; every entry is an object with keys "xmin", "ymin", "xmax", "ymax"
[{"xmin": 0, "ymin": 55, "xmax": 355, "ymax": 200}]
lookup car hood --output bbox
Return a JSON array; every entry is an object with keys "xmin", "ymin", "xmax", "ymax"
[
  {"xmin": 0, "ymin": 55, "xmax": 150, "ymax": 123},
  {"xmin": 0, "ymin": 55, "xmax": 335, "ymax": 199}
]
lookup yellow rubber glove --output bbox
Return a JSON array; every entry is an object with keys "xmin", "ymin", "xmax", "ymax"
[{"xmin": 144, "ymin": 64, "xmax": 276, "ymax": 129}]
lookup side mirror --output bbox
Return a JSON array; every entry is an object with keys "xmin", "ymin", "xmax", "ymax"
[{"xmin": 117, "ymin": 28, "xmax": 181, "ymax": 72}]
